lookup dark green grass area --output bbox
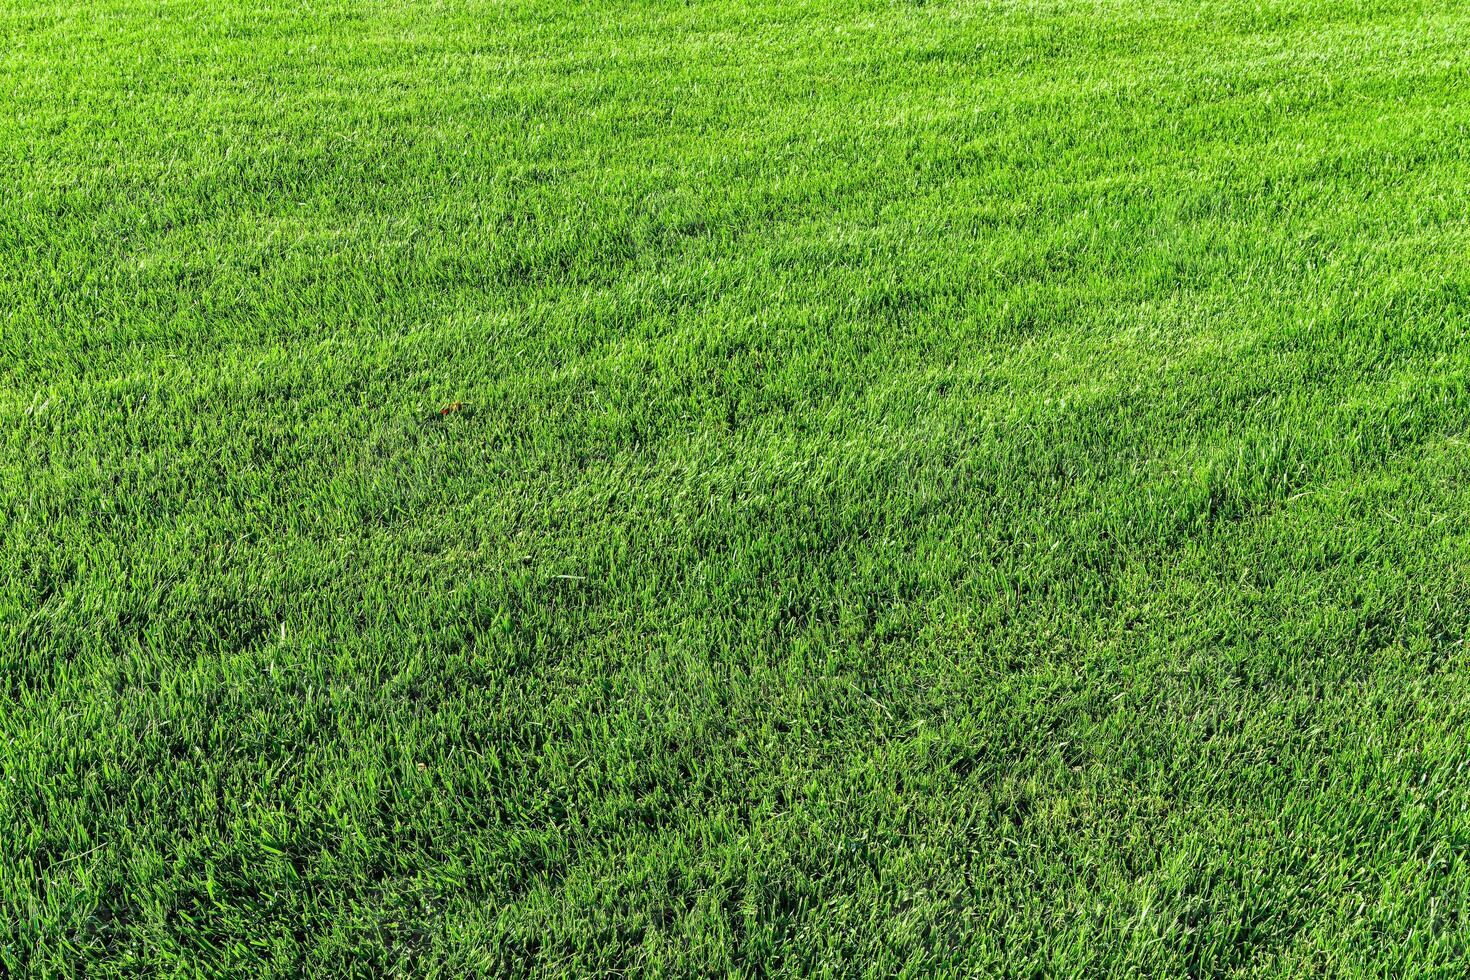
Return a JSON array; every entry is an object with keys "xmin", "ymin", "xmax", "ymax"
[{"xmin": 5, "ymin": 0, "xmax": 1470, "ymax": 974}]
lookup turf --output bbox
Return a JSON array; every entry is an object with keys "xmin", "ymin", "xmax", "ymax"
[{"xmin": 4, "ymin": 0, "xmax": 1470, "ymax": 975}]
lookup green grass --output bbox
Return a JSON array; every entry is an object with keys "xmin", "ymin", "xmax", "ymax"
[{"xmin": 4, "ymin": 0, "xmax": 1470, "ymax": 974}]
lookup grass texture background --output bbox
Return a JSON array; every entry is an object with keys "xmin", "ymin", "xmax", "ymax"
[{"xmin": 4, "ymin": 0, "xmax": 1470, "ymax": 974}]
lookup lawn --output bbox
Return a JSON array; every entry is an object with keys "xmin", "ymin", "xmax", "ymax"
[{"xmin": 4, "ymin": 0, "xmax": 1470, "ymax": 974}]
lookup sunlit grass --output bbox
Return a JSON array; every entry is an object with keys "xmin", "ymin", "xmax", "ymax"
[{"xmin": 5, "ymin": 0, "xmax": 1470, "ymax": 974}]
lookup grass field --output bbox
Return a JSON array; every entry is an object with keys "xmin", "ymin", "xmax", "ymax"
[{"xmin": 4, "ymin": 0, "xmax": 1470, "ymax": 974}]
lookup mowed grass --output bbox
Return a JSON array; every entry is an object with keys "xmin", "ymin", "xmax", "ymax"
[{"xmin": 4, "ymin": 0, "xmax": 1470, "ymax": 974}]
